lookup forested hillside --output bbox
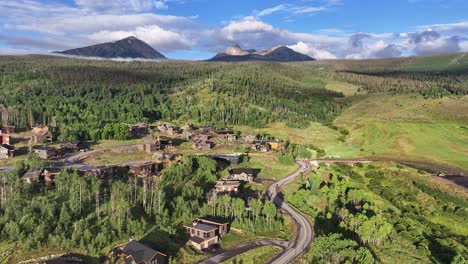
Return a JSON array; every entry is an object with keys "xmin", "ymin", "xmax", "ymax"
[{"xmin": 0, "ymin": 56, "xmax": 342, "ymax": 140}]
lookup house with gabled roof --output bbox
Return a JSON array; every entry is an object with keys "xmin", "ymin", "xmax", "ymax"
[
  {"xmin": 184, "ymin": 218, "xmax": 228, "ymax": 250},
  {"xmin": 118, "ymin": 239, "xmax": 167, "ymax": 264}
]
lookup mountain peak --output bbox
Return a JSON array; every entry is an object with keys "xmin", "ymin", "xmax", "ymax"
[
  {"xmin": 57, "ymin": 37, "xmax": 166, "ymax": 59},
  {"xmin": 209, "ymin": 44, "xmax": 315, "ymax": 62}
]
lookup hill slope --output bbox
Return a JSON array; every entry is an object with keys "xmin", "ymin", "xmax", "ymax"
[
  {"xmin": 208, "ymin": 45, "xmax": 315, "ymax": 62},
  {"xmin": 57, "ymin": 36, "xmax": 166, "ymax": 59}
]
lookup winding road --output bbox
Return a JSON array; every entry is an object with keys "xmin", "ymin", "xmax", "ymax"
[{"xmin": 200, "ymin": 160, "xmax": 313, "ymax": 264}]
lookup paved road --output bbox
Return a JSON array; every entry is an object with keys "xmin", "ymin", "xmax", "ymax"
[
  {"xmin": 199, "ymin": 240, "xmax": 289, "ymax": 264},
  {"xmin": 265, "ymin": 160, "xmax": 313, "ymax": 264},
  {"xmin": 200, "ymin": 160, "xmax": 313, "ymax": 264}
]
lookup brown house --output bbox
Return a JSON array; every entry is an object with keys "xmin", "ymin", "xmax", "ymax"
[
  {"xmin": 251, "ymin": 140, "xmax": 282, "ymax": 152},
  {"xmin": 192, "ymin": 140, "xmax": 214, "ymax": 151},
  {"xmin": 141, "ymin": 137, "xmax": 173, "ymax": 153},
  {"xmin": 118, "ymin": 239, "xmax": 167, "ymax": 264},
  {"xmin": 158, "ymin": 124, "xmax": 182, "ymax": 136},
  {"xmin": 228, "ymin": 169, "xmax": 254, "ymax": 182},
  {"xmin": 184, "ymin": 218, "xmax": 228, "ymax": 250},
  {"xmin": 78, "ymin": 165, "xmax": 117, "ymax": 183},
  {"xmin": 23, "ymin": 168, "xmax": 41, "ymax": 184},
  {"xmin": 42, "ymin": 168, "xmax": 61, "ymax": 187},
  {"xmin": 0, "ymin": 144, "xmax": 14, "ymax": 159},
  {"xmin": 129, "ymin": 162, "xmax": 158, "ymax": 177},
  {"xmin": 242, "ymin": 134, "xmax": 257, "ymax": 143},
  {"xmin": 34, "ymin": 146, "xmax": 57, "ymax": 159},
  {"xmin": 199, "ymin": 126, "xmax": 213, "ymax": 134},
  {"xmin": 214, "ymin": 180, "xmax": 241, "ymax": 194},
  {"xmin": 129, "ymin": 123, "xmax": 149, "ymax": 137},
  {"xmin": 31, "ymin": 130, "xmax": 53, "ymax": 144},
  {"xmin": 59, "ymin": 140, "xmax": 82, "ymax": 152}
]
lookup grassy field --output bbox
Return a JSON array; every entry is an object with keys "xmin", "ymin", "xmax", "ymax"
[
  {"xmin": 234, "ymin": 122, "xmax": 341, "ymax": 148},
  {"xmin": 327, "ymin": 94, "xmax": 468, "ymax": 170},
  {"xmin": 401, "ymin": 52, "xmax": 468, "ymax": 73},
  {"xmin": 221, "ymin": 245, "xmax": 282, "ymax": 264},
  {"xmin": 83, "ymin": 150, "xmax": 153, "ymax": 165}
]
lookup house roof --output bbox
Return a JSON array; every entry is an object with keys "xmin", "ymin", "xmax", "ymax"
[
  {"xmin": 60, "ymin": 140, "xmax": 81, "ymax": 145},
  {"xmin": 215, "ymin": 181, "xmax": 241, "ymax": 187},
  {"xmin": 34, "ymin": 146, "xmax": 55, "ymax": 151},
  {"xmin": 0, "ymin": 144, "xmax": 14, "ymax": 150},
  {"xmin": 229, "ymin": 168, "xmax": 254, "ymax": 175},
  {"xmin": 197, "ymin": 217, "xmax": 228, "ymax": 226},
  {"xmin": 185, "ymin": 222, "xmax": 217, "ymax": 232},
  {"xmin": 23, "ymin": 168, "xmax": 41, "ymax": 178},
  {"xmin": 122, "ymin": 240, "xmax": 166, "ymax": 264}
]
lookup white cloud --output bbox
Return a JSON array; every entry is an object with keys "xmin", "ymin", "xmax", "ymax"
[
  {"xmin": 288, "ymin": 41, "xmax": 337, "ymax": 59},
  {"xmin": 88, "ymin": 25, "xmax": 193, "ymax": 51},
  {"xmin": 74, "ymin": 0, "xmax": 169, "ymax": 13},
  {"xmin": 0, "ymin": 0, "xmax": 466, "ymax": 59}
]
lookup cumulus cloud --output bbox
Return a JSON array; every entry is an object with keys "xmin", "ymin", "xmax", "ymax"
[
  {"xmin": 288, "ymin": 41, "xmax": 337, "ymax": 59},
  {"xmin": 88, "ymin": 25, "xmax": 193, "ymax": 51},
  {"xmin": 75, "ymin": 0, "xmax": 157, "ymax": 13},
  {"xmin": 409, "ymin": 30, "xmax": 461, "ymax": 55},
  {"xmin": 0, "ymin": 1, "xmax": 467, "ymax": 59}
]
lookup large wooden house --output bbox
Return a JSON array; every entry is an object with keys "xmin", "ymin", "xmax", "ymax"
[
  {"xmin": 31, "ymin": 125, "xmax": 53, "ymax": 144},
  {"xmin": 118, "ymin": 239, "xmax": 167, "ymax": 264},
  {"xmin": 214, "ymin": 180, "xmax": 241, "ymax": 195},
  {"xmin": 184, "ymin": 218, "xmax": 228, "ymax": 250},
  {"xmin": 34, "ymin": 146, "xmax": 57, "ymax": 160}
]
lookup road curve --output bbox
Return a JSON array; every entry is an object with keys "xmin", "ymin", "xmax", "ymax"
[
  {"xmin": 199, "ymin": 240, "xmax": 289, "ymax": 264},
  {"xmin": 199, "ymin": 160, "xmax": 313, "ymax": 264},
  {"xmin": 265, "ymin": 160, "xmax": 313, "ymax": 264}
]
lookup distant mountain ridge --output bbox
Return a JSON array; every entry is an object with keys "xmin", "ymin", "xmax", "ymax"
[
  {"xmin": 208, "ymin": 44, "xmax": 315, "ymax": 62},
  {"xmin": 57, "ymin": 36, "xmax": 166, "ymax": 59}
]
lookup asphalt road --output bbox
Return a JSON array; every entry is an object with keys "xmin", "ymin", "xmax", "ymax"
[
  {"xmin": 199, "ymin": 160, "xmax": 313, "ymax": 264},
  {"xmin": 265, "ymin": 160, "xmax": 313, "ymax": 264}
]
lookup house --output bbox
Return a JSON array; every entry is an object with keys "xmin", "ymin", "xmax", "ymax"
[
  {"xmin": 242, "ymin": 134, "xmax": 257, "ymax": 143},
  {"xmin": 153, "ymin": 152, "xmax": 181, "ymax": 168},
  {"xmin": 23, "ymin": 168, "xmax": 41, "ymax": 184},
  {"xmin": 1, "ymin": 126, "xmax": 15, "ymax": 134},
  {"xmin": 268, "ymin": 140, "xmax": 282, "ymax": 151},
  {"xmin": 0, "ymin": 144, "xmax": 14, "ymax": 159},
  {"xmin": 129, "ymin": 162, "xmax": 158, "ymax": 177},
  {"xmin": 251, "ymin": 140, "xmax": 282, "ymax": 152},
  {"xmin": 227, "ymin": 134, "xmax": 238, "ymax": 142},
  {"xmin": 192, "ymin": 140, "xmax": 214, "ymax": 151},
  {"xmin": 141, "ymin": 137, "xmax": 173, "ymax": 153},
  {"xmin": 158, "ymin": 124, "xmax": 182, "ymax": 136},
  {"xmin": 129, "ymin": 123, "xmax": 149, "ymax": 137},
  {"xmin": 34, "ymin": 147, "xmax": 57, "ymax": 159},
  {"xmin": 251, "ymin": 140, "xmax": 271, "ymax": 152},
  {"xmin": 33, "ymin": 124, "xmax": 49, "ymax": 134},
  {"xmin": 31, "ymin": 130, "xmax": 53, "ymax": 144},
  {"xmin": 78, "ymin": 165, "xmax": 117, "ymax": 182},
  {"xmin": 199, "ymin": 126, "xmax": 213, "ymax": 134},
  {"xmin": 193, "ymin": 134, "xmax": 209, "ymax": 142},
  {"xmin": 59, "ymin": 140, "xmax": 82, "ymax": 152},
  {"xmin": 118, "ymin": 239, "xmax": 167, "ymax": 264},
  {"xmin": 214, "ymin": 180, "xmax": 241, "ymax": 194},
  {"xmin": 41, "ymin": 168, "xmax": 61, "ymax": 187},
  {"xmin": 0, "ymin": 133, "xmax": 11, "ymax": 145},
  {"xmin": 184, "ymin": 218, "xmax": 228, "ymax": 250},
  {"xmin": 228, "ymin": 168, "xmax": 255, "ymax": 182}
]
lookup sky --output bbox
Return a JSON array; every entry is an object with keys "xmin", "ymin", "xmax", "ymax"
[{"xmin": 0, "ymin": 0, "xmax": 467, "ymax": 60}]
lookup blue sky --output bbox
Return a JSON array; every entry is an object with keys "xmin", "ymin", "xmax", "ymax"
[{"xmin": 0, "ymin": 0, "xmax": 467, "ymax": 59}]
